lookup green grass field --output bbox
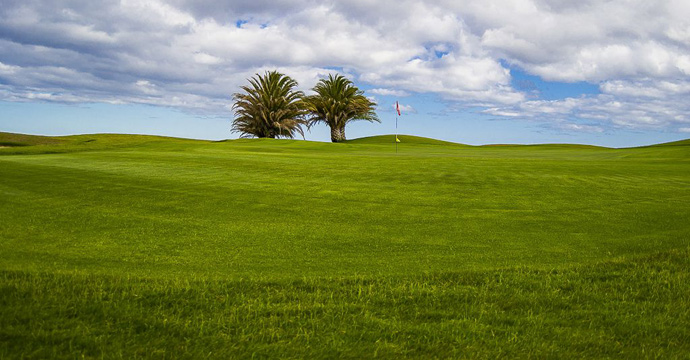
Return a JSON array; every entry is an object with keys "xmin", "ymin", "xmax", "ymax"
[{"xmin": 1, "ymin": 132, "xmax": 689, "ymax": 358}]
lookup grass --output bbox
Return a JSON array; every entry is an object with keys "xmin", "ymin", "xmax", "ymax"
[
  {"xmin": 0, "ymin": 132, "xmax": 66, "ymax": 147},
  {"xmin": 1, "ymin": 132, "xmax": 689, "ymax": 358}
]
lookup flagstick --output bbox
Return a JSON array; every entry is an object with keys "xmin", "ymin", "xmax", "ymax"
[{"xmin": 395, "ymin": 113, "xmax": 398, "ymax": 154}]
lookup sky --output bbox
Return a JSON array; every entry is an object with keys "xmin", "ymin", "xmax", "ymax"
[{"xmin": 1, "ymin": 0, "xmax": 690, "ymax": 147}]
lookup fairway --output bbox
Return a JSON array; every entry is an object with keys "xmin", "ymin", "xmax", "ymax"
[{"xmin": 1, "ymin": 133, "xmax": 689, "ymax": 358}]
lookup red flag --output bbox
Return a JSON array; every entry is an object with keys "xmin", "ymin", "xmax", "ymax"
[{"xmin": 396, "ymin": 101, "xmax": 401, "ymax": 116}]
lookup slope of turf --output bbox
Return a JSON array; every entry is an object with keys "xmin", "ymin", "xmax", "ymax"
[
  {"xmin": 1, "ymin": 132, "xmax": 689, "ymax": 358},
  {"xmin": 0, "ymin": 131, "xmax": 66, "ymax": 147},
  {"xmin": 643, "ymin": 138, "xmax": 690, "ymax": 148},
  {"xmin": 346, "ymin": 134, "xmax": 468, "ymax": 146}
]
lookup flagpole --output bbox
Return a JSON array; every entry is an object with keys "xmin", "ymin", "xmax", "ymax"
[{"xmin": 395, "ymin": 101, "xmax": 401, "ymax": 153}]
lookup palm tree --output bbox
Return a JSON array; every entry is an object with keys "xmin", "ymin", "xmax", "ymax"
[
  {"xmin": 303, "ymin": 74, "xmax": 379, "ymax": 142},
  {"xmin": 232, "ymin": 71, "xmax": 307, "ymax": 139}
]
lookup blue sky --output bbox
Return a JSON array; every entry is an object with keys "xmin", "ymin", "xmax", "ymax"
[{"xmin": 1, "ymin": 1, "xmax": 689, "ymax": 147}]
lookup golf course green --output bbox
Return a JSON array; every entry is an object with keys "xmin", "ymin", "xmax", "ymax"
[{"xmin": 1, "ymin": 131, "xmax": 689, "ymax": 358}]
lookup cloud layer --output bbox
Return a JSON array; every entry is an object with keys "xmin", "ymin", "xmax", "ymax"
[{"xmin": 1, "ymin": 0, "xmax": 689, "ymax": 132}]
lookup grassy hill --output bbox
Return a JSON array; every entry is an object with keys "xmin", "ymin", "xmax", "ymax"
[
  {"xmin": 0, "ymin": 131, "xmax": 66, "ymax": 147},
  {"xmin": 346, "ymin": 134, "xmax": 469, "ymax": 146},
  {"xmin": 1, "ymin": 132, "xmax": 689, "ymax": 358}
]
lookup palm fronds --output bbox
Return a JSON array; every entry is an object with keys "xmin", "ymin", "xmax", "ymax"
[
  {"xmin": 303, "ymin": 74, "xmax": 379, "ymax": 142},
  {"xmin": 232, "ymin": 71, "xmax": 307, "ymax": 139}
]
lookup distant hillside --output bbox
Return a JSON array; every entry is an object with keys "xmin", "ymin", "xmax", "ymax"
[
  {"xmin": 642, "ymin": 139, "xmax": 690, "ymax": 148},
  {"xmin": 0, "ymin": 132, "xmax": 206, "ymax": 155},
  {"xmin": 347, "ymin": 135, "xmax": 615, "ymax": 150},
  {"xmin": 346, "ymin": 135, "xmax": 468, "ymax": 146},
  {"xmin": 0, "ymin": 132, "xmax": 65, "ymax": 147},
  {"xmin": 481, "ymin": 143, "xmax": 609, "ymax": 150},
  {"xmin": 1, "ymin": 131, "xmax": 688, "ymax": 150}
]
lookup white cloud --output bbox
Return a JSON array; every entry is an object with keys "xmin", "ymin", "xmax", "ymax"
[
  {"xmin": 369, "ymin": 88, "xmax": 410, "ymax": 97},
  {"xmin": 193, "ymin": 52, "xmax": 222, "ymax": 65},
  {"xmin": 0, "ymin": 0, "xmax": 523, "ymax": 112},
  {"xmin": 0, "ymin": 0, "xmax": 688, "ymax": 133},
  {"xmin": 0, "ymin": 61, "xmax": 19, "ymax": 74},
  {"xmin": 559, "ymin": 123, "xmax": 604, "ymax": 133},
  {"xmin": 484, "ymin": 78, "xmax": 690, "ymax": 130},
  {"xmin": 471, "ymin": 0, "xmax": 690, "ymax": 82},
  {"xmin": 121, "ymin": 0, "xmax": 195, "ymax": 27}
]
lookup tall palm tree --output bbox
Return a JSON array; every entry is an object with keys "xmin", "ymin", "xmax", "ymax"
[
  {"xmin": 303, "ymin": 74, "xmax": 379, "ymax": 142},
  {"xmin": 232, "ymin": 71, "xmax": 307, "ymax": 139}
]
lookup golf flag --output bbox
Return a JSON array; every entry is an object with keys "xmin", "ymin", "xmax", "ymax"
[{"xmin": 395, "ymin": 101, "xmax": 401, "ymax": 145}]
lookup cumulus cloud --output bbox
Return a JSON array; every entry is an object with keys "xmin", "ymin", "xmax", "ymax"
[
  {"xmin": 0, "ymin": 0, "xmax": 689, "ymax": 133},
  {"xmin": 484, "ymin": 78, "xmax": 690, "ymax": 130},
  {"xmin": 369, "ymin": 88, "xmax": 410, "ymax": 97},
  {"xmin": 470, "ymin": 0, "xmax": 690, "ymax": 81},
  {"xmin": 558, "ymin": 123, "xmax": 604, "ymax": 133}
]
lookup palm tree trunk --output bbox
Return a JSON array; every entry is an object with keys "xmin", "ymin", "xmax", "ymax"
[{"xmin": 330, "ymin": 126, "xmax": 345, "ymax": 142}]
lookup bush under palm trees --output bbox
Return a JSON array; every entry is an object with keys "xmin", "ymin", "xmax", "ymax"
[
  {"xmin": 231, "ymin": 71, "xmax": 307, "ymax": 139},
  {"xmin": 303, "ymin": 74, "xmax": 379, "ymax": 142}
]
